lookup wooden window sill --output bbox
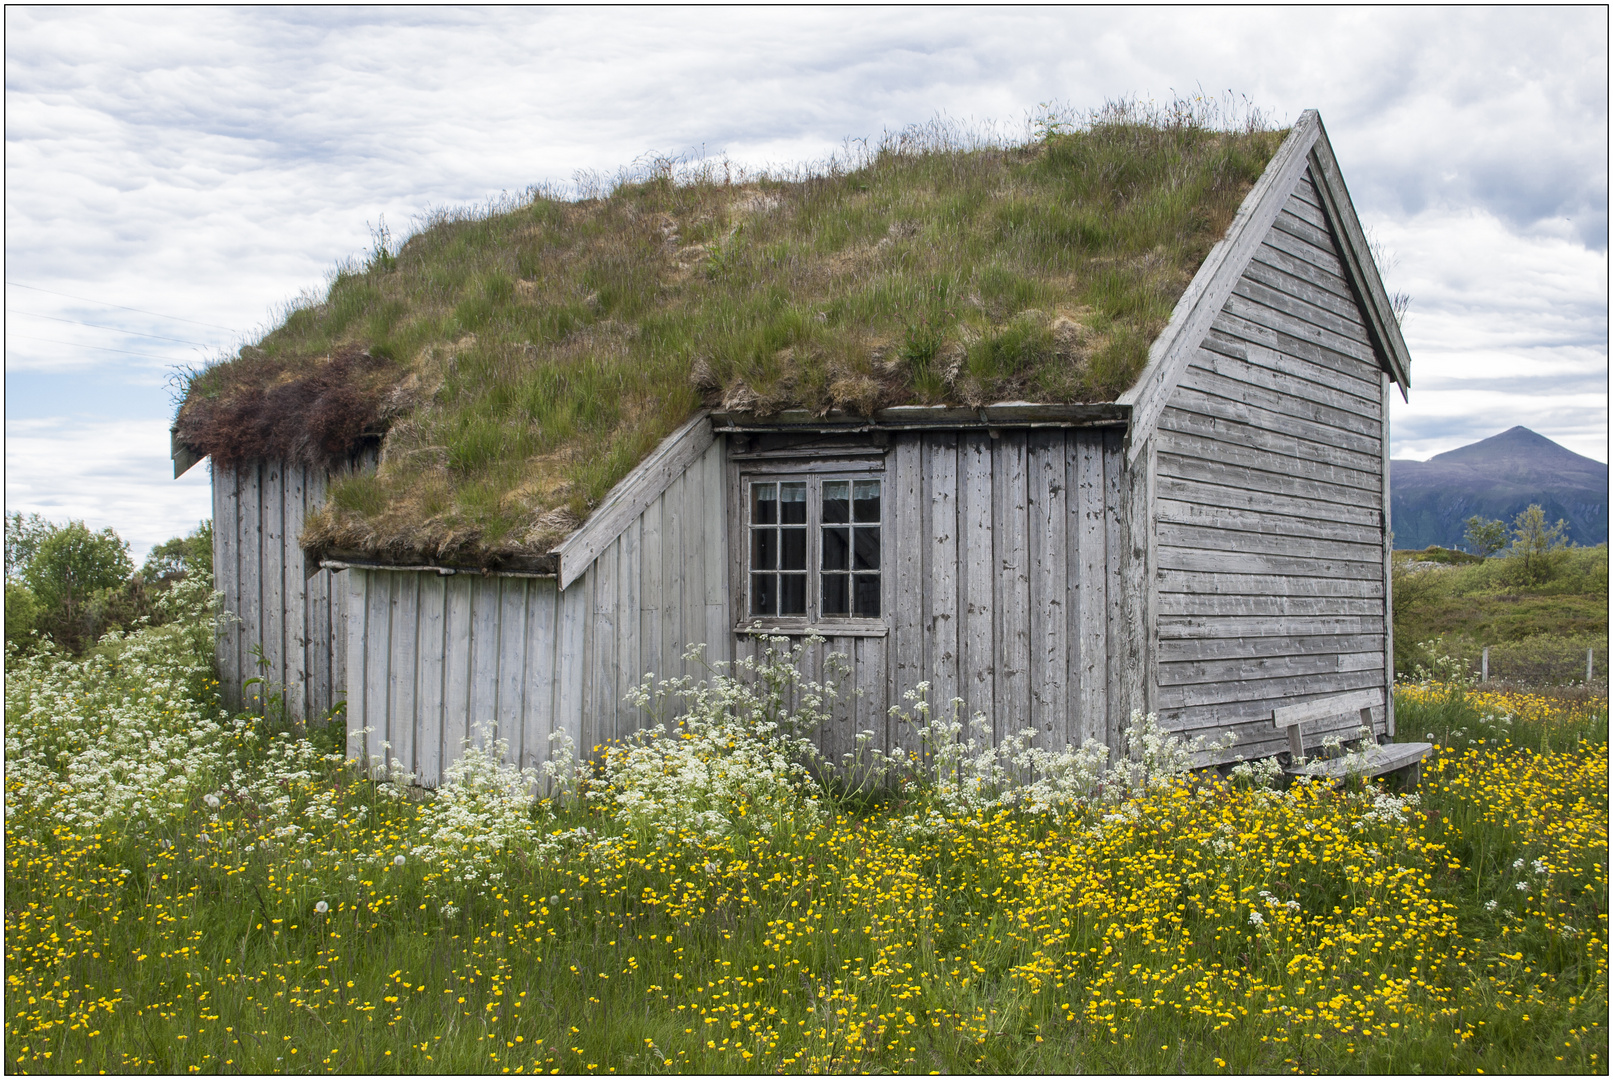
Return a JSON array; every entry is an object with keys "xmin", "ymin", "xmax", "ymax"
[{"xmin": 735, "ymin": 623, "xmax": 889, "ymax": 638}]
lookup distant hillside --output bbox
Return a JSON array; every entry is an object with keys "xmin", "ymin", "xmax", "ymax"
[{"xmin": 1390, "ymin": 426, "xmax": 1608, "ymax": 550}]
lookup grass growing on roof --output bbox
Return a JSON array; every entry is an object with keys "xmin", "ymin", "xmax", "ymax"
[{"xmin": 175, "ymin": 101, "xmax": 1284, "ymax": 565}]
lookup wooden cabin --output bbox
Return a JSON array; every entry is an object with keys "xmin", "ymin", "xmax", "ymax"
[{"xmin": 176, "ymin": 109, "xmax": 1411, "ymax": 785}]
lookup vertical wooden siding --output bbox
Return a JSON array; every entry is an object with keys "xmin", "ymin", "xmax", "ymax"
[
  {"xmin": 1152, "ymin": 165, "xmax": 1390, "ymax": 758},
  {"xmin": 731, "ymin": 428, "xmax": 1133, "ymax": 763},
  {"xmin": 344, "ymin": 436, "xmax": 728, "ymax": 786},
  {"xmin": 213, "ymin": 460, "xmax": 353, "ymax": 721}
]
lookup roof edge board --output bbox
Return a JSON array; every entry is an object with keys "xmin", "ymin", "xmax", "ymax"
[
  {"xmin": 1305, "ymin": 119, "xmax": 1414, "ymax": 400},
  {"xmin": 555, "ymin": 410, "xmax": 715, "ymax": 589},
  {"xmin": 1117, "ymin": 111, "xmax": 1323, "ymax": 465}
]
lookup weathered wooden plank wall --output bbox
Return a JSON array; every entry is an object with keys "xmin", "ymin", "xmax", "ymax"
[
  {"xmin": 1151, "ymin": 165, "xmax": 1391, "ymax": 761},
  {"xmin": 212, "ymin": 458, "xmax": 363, "ymax": 721},
  {"xmin": 343, "ymin": 436, "xmax": 728, "ymax": 786},
  {"xmin": 731, "ymin": 427, "xmax": 1133, "ymax": 763}
]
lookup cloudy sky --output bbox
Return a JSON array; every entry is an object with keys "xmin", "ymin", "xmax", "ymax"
[{"xmin": 6, "ymin": 6, "xmax": 1607, "ymax": 560}]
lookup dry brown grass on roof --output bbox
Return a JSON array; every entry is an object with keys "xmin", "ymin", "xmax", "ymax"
[{"xmin": 176, "ymin": 99, "xmax": 1285, "ymax": 566}]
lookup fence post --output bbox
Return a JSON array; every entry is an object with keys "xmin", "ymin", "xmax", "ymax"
[
  {"xmin": 1481, "ymin": 646, "xmax": 1489, "ymax": 683},
  {"xmin": 1589, "ymin": 648, "xmax": 1595, "ymax": 683}
]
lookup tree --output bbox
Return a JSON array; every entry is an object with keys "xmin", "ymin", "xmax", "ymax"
[
  {"xmin": 141, "ymin": 519, "xmax": 214, "ymax": 584},
  {"xmin": 1462, "ymin": 515, "xmax": 1507, "ymax": 558},
  {"xmin": 5, "ymin": 512, "xmax": 52, "ymax": 580},
  {"xmin": 19, "ymin": 520, "xmax": 133, "ymax": 636},
  {"xmin": 1507, "ymin": 503, "xmax": 1570, "ymax": 586}
]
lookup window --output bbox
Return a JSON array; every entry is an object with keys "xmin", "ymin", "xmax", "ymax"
[{"xmin": 746, "ymin": 475, "xmax": 882, "ymax": 622}]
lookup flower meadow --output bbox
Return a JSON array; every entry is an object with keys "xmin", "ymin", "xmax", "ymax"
[{"xmin": 5, "ymin": 582, "xmax": 1607, "ymax": 1074}]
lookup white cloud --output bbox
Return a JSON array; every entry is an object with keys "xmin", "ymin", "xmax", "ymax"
[
  {"xmin": 5, "ymin": 418, "xmax": 212, "ymax": 564},
  {"xmin": 4, "ymin": 6, "xmax": 1606, "ymax": 542}
]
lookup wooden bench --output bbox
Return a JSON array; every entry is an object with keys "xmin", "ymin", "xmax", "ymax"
[{"xmin": 1271, "ymin": 689, "xmax": 1435, "ymax": 786}]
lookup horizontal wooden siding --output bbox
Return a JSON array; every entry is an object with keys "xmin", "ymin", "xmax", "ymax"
[{"xmin": 1153, "ymin": 165, "xmax": 1390, "ymax": 759}]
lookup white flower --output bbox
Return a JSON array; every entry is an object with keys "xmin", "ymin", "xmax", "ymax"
[
  {"xmin": 1513, "ymin": 858, "xmax": 1525, "ymax": 870},
  {"xmin": 1532, "ymin": 858, "xmax": 1548, "ymax": 876},
  {"xmin": 198, "ymin": 834, "xmax": 208, "ymax": 844},
  {"xmin": 548, "ymin": 895, "xmax": 560, "ymax": 906},
  {"xmin": 441, "ymin": 903, "xmax": 460, "ymax": 918},
  {"xmin": 203, "ymin": 793, "xmax": 221, "ymax": 809},
  {"xmin": 1485, "ymin": 899, "xmax": 1499, "ymax": 911},
  {"xmin": 393, "ymin": 854, "xmax": 406, "ymax": 867},
  {"xmin": 1248, "ymin": 910, "xmax": 1265, "ymax": 927},
  {"xmin": 303, "ymin": 859, "xmax": 312, "ymax": 869},
  {"xmin": 314, "ymin": 900, "xmax": 329, "ymax": 914},
  {"xmin": 1515, "ymin": 881, "xmax": 1530, "ymax": 892}
]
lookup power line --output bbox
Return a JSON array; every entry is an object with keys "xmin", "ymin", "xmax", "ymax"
[
  {"xmin": 6, "ymin": 332, "xmax": 185, "ymax": 365},
  {"xmin": 7, "ymin": 309, "xmax": 218, "ymax": 348},
  {"xmin": 5, "ymin": 280, "xmax": 240, "ymax": 333}
]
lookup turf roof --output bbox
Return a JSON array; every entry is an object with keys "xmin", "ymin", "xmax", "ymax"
[{"xmin": 175, "ymin": 105, "xmax": 1285, "ymax": 567}]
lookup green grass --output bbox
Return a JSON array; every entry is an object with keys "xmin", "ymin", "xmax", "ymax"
[
  {"xmin": 175, "ymin": 102, "xmax": 1283, "ymax": 564},
  {"xmin": 1394, "ymin": 545, "xmax": 1608, "ymax": 681}
]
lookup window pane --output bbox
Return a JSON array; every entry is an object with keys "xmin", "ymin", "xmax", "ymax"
[
  {"xmin": 780, "ymin": 573, "xmax": 807, "ymax": 615},
  {"xmin": 780, "ymin": 482, "xmax": 807, "ymax": 524},
  {"xmin": 853, "ymin": 527, "xmax": 880, "ymax": 570},
  {"xmin": 752, "ymin": 483, "xmax": 777, "ymax": 525},
  {"xmin": 781, "ymin": 527, "xmax": 807, "ymax": 570},
  {"xmin": 752, "ymin": 528, "xmax": 778, "ymax": 570},
  {"xmin": 853, "ymin": 479, "xmax": 881, "ymax": 523},
  {"xmin": 853, "ymin": 573, "xmax": 880, "ymax": 617},
  {"xmin": 821, "ymin": 527, "xmax": 849, "ymax": 571},
  {"xmin": 751, "ymin": 573, "xmax": 777, "ymax": 616},
  {"xmin": 822, "ymin": 481, "xmax": 850, "ymax": 523},
  {"xmin": 821, "ymin": 574, "xmax": 849, "ymax": 616}
]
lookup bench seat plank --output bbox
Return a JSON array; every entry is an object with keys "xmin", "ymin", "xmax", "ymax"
[{"xmin": 1285, "ymin": 741, "xmax": 1434, "ymax": 781}]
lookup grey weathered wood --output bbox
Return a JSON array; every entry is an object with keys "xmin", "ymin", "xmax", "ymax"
[
  {"xmin": 1307, "ymin": 135, "xmax": 1413, "ymax": 390},
  {"xmin": 959, "ymin": 432, "xmax": 996, "ymax": 731},
  {"xmin": 388, "ymin": 572, "xmax": 419, "ymax": 774},
  {"xmin": 1157, "ymin": 454, "xmax": 1382, "ymax": 512},
  {"xmin": 1157, "ymin": 569, "xmax": 1384, "ymax": 599},
  {"xmin": 659, "ymin": 474, "xmax": 683, "ymax": 685},
  {"xmin": 993, "ymin": 433, "xmax": 1030, "ymax": 743},
  {"xmin": 1272, "ymin": 687, "xmax": 1385, "ymax": 728},
  {"xmin": 415, "ymin": 573, "xmax": 446, "ymax": 787},
  {"xmin": 1102, "ymin": 431, "xmax": 1126, "ymax": 745},
  {"xmin": 1159, "ymin": 668, "xmax": 1382, "ymax": 711},
  {"xmin": 702, "ymin": 441, "xmax": 729, "ymax": 664},
  {"xmin": 1027, "ymin": 430, "xmax": 1067, "ymax": 745},
  {"xmin": 891, "ymin": 437, "xmax": 924, "ymax": 758},
  {"xmin": 590, "ymin": 542, "xmax": 619, "ymax": 750},
  {"xmin": 556, "ymin": 412, "xmax": 714, "ymax": 588},
  {"xmin": 213, "ymin": 467, "xmax": 238, "ymax": 710},
  {"xmin": 1261, "ymin": 217, "xmax": 1350, "ymax": 282},
  {"xmin": 1204, "ymin": 315, "xmax": 1382, "ymax": 396},
  {"xmin": 1177, "ymin": 363, "xmax": 1381, "ymax": 442},
  {"xmin": 640, "ymin": 489, "xmax": 664, "ymax": 690},
  {"xmin": 1242, "ymin": 251, "xmax": 1365, "ymax": 328},
  {"xmin": 1157, "ymin": 592, "xmax": 1386, "ymax": 618},
  {"xmin": 1233, "ymin": 277, "xmax": 1377, "ymax": 357},
  {"xmin": 1118, "ymin": 110, "xmax": 1322, "ymax": 463},
  {"xmin": 1288, "ymin": 741, "xmax": 1433, "ymax": 783},
  {"xmin": 1221, "ymin": 292, "xmax": 1379, "ymax": 372},
  {"xmin": 1195, "ymin": 335, "xmax": 1380, "ymax": 414},
  {"xmin": 1161, "ymin": 385, "xmax": 1374, "ymax": 457},
  {"xmin": 1157, "ymin": 546, "xmax": 1384, "ymax": 581},
  {"xmin": 525, "ymin": 580, "xmax": 559, "ymax": 774},
  {"xmin": 469, "ymin": 576, "xmax": 503, "ymax": 749},
  {"xmin": 344, "ymin": 570, "xmax": 368, "ymax": 766},
  {"xmin": 497, "ymin": 577, "xmax": 528, "ymax": 754},
  {"xmin": 1161, "ymin": 650, "xmax": 1384, "ymax": 688},
  {"xmin": 1158, "ymin": 403, "xmax": 1380, "ymax": 474},
  {"xmin": 1155, "ymin": 497, "xmax": 1382, "ymax": 546},
  {"xmin": 1160, "ymin": 632, "xmax": 1385, "ymax": 664},
  {"xmin": 1249, "ymin": 240, "xmax": 1355, "ymax": 306},
  {"xmin": 1074, "ymin": 433, "xmax": 1106, "ymax": 745},
  {"xmin": 1157, "ymin": 521, "xmax": 1384, "ymax": 565},
  {"xmin": 924, "ymin": 433, "xmax": 961, "ymax": 715},
  {"xmin": 1157, "ymin": 614, "xmax": 1384, "ymax": 640},
  {"xmin": 1155, "ymin": 476, "xmax": 1381, "ymax": 530},
  {"xmin": 1381, "ymin": 371, "xmax": 1396, "ymax": 733},
  {"xmin": 442, "ymin": 574, "xmax": 473, "ymax": 758}
]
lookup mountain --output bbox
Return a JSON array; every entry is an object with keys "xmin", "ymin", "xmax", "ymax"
[{"xmin": 1390, "ymin": 427, "xmax": 1608, "ymax": 550}]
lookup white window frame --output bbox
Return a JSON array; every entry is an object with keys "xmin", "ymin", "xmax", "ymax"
[{"xmin": 735, "ymin": 464, "xmax": 887, "ymax": 635}]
